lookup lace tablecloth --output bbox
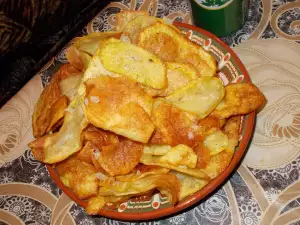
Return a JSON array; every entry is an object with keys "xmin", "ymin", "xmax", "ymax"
[{"xmin": 1, "ymin": 0, "xmax": 300, "ymax": 224}]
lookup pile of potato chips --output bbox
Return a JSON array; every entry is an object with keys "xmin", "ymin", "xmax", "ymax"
[{"xmin": 29, "ymin": 10, "xmax": 266, "ymax": 215}]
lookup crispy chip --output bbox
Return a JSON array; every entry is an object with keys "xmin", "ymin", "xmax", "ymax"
[
  {"xmin": 141, "ymin": 154, "xmax": 211, "ymax": 180},
  {"xmin": 98, "ymin": 174, "xmax": 180, "ymax": 205},
  {"xmin": 121, "ymin": 15, "xmax": 158, "ymax": 43},
  {"xmin": 84, "ymin": 76, "xmax": 154, "ymax": 143},
  {"xmin": 150, "ymin": 99, "xmax": 203, "ymax": 147},
  {"xmin": 200, "ymin": 116, "xmax": 241, "ymax": 178},
  {"xmin": 29, "ymin": 97, "xmax": 88, "ymax": 163},
  {"xmin": 46, "ymin": 95, "xmax": 68, "ymax": 133},
  {"xmin": 211, "ymin": 83, "xmax": 267, "ymax": 119},
  {"xmin": 116, "ymin": 10, "xmax": 149, "ymax": 32},
  {"xmin": 82, "ymin": 125, "xmax": 119, "ymax": 148},
  {"xmin": 138, "ymin": 22, "xmax": 217, "ymax": 76},
  {"xmin": 97, "ymin": 139, "xmax": 143, "ymax": 176},
  {"xmin": 66, "ymin": 46, "xmax": 92, "ymax": 71},
  {"xmin": 165, "ymin": 77, "xmax": 225, "ymax": 119},
  {"xmin": 32, "ymin": 64, "xmax": 82, "ymax": 137},
  {"xmin": 73, "ymin": 31, "xmax": 121, "ymax": 55},
  {"xmin": 98, "ymin": 38, "xmax": 167, "ymax": 89},
  {"xmin": 56, "ymin": 157, "xmax": 98, "ymax": 199},
  {"xmin": 193, "ymin": 141, "xmax": 211, "ymax": 169},
  {"xmin": 173, "ymin": 172, "xmax": 208, "ymax": 201},
  {"xmin": 116, "ymin": 164, "xmax": 170, "ymax": 182}
]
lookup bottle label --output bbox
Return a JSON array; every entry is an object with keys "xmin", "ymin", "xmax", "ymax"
[{"xmin": 194, "ymin": 0, "xmax": 234, "ymax": 10}]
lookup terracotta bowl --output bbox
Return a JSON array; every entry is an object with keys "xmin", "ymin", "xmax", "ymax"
[{"xmin": 47, "ymin": 22, "xmax": 255, "ymax": 221}]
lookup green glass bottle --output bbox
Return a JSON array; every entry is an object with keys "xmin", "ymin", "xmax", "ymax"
[{"xmin": 190, "ymin": 0, "xmax": 249, "ymax": 37}]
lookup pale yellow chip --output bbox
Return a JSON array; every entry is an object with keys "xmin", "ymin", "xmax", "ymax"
[
  {"xmin": 98, "ymin": 38, "xmax": 167, "ymax": 89},
  {"xmin": 116, "ymin": 164, "xmax": 170, "ymax": 182},
  {"xmin": 204, "ymin": 130, "xmax": 229, "ymax": 156},
  {"xmin": 143, "ymin": 145, "xmax": 172, "ymax": 155},
  {"xmin": 138, "ymin": 22, "xmax": 217, "ymax": 77},
  {"xmin": 73, "ymin": 31, "xmax": 121, "ymax": 55},
  {"xmin": 29, "ymin": 97, "xmax": 88, "ymax": 164},
  {"xmin": 165, "ymin": 77, "xmax": 225, "ymax": 119},
  {"xmin": 140, "ymin": 154, "xmax": 210, "ymax": 180},
  {"xmin": 116, "ymin": 10, "xmax": 149, "ymax": 32},
  {"xmin": 173, "ymin": 172, "xmax": 208, "ymax": 201},
  {"xmin": 121, "ymin": 15, "xmax": 158, "ymax": 43}
]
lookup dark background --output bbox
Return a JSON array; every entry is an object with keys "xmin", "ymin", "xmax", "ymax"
[{"xmin": 0, "ymin": 0, "xmax": 111, "ymax": 107}]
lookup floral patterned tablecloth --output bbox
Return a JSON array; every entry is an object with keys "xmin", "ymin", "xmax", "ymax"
[{"xmin": 1, "ymin": 0, "xmax": 300, "ymax": 224}]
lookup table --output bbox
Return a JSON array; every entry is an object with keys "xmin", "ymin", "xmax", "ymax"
[{"xmin": 1, "ymin": 0, "xmax": 300, "ymax": 224}]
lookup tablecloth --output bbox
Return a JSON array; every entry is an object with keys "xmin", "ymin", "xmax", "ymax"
[{"xmin": 1, "ymin": 0, "xmax": 300, "ymax": 224}]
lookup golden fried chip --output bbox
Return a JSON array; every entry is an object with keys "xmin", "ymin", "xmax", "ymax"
[
  {"xmin": 143, "ymin": 144, "xmax": 197, "ymax": 168},
  {"xmin": 116, "ymin": 164, "xmax": 170, "ymax": 182},
  {"xmin": 193, "ymin": 141, "xmax": 211, "ymax": 169},
  {"xmin": 97, "ymin": 139, "xmax": 143, "ymax": 176},
  {"xmin": 73, "ymin": 31, "xmax": 121, "ymax": 55},
  {"xmin": 56, "ymin": 157, "xmax": 98, "ymax": 199},
  {"xmin": 98, "ymin": 38, "xmax": 167, "ymax": 89},
  {"xmin": 165, "ymin": 77, "xmax": 225, "ymax": 119},
  {"xmin": 32, "ymin": 64, "xmax": 82, "ymax": 137},
  {"xmin": 46, "ymin": 95, "xmax": 68, "ymax": 133},
  {"xmin": 116, "ymin": 10, "xmax": 149, "ymax": 32},
  {"xmin": 82, "ymin": 125, "xmax": 119, "ymax": 148},
  {"xmin": 121, "ymin": 15, "xmax": 158, "ymax": 43},
  {"xmin": 200, "ymin": 116, "xmax": 241, "ymax": 178},
  {"xmin": 140, "ymin": 153, "xmax": 210, "ymax": 180},
  {"xmin": 211, "ymin": 83, "xmax": 267, "ymax": 119},
  {"xmin": 66, "ymin": 46, "xmax": 92, "ymax": 71},
  {"xmin": 29, "ymin": 97, "xmax": 88, "ymax": 163},
  {"xmin": 98, "ymin": 174, "xmax": 180, "ymax": 205},
  {"xmin": 204, "ymin": 130, "xmax": 228, "ymax": 156},
  {"xmin": 150, "ymin": 99, "xmax": 203, "ymax": 147},
  {"xmin": 84, "ymin": 76, "xmax": 154, "ymax": 143},
  {"xmin": 173, "ymin": 172, "xmax": 208, "ymax": 201},
  {"xmin": 59, "ymin": 73, "xmax": 83, "ymax": 101},
  {"xmin": 138, "ymin": 22, "xmax": 217, "ymax": 76},
  {"xmin": 76, "ymin": 141, "xmax": 98, "ymax": 164}
]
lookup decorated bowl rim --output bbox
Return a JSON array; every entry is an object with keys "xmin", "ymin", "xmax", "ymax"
[{"xmin": 47, "ymin": 21, "xmax": 255, "ymax": 221}]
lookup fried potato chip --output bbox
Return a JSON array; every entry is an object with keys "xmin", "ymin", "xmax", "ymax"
[
  {"xmin": 150, "ymin": 99, "xmax": 203, "ymax": 147},
  {"xmin": 82, "ymin": 125, "xmax": 119, "ymax": 148},
  {"xmin": 204, "ymin": 130, "xmax": 228, "ymax": 156},
  {"xmin": 96, "ymin": 139, "xmax": 143, "ymax": 176},
  {"xmin": 98, "ymin": 174, "xmax": 180, "ymax": 205},
  {"xmin": 98, "ymin": 38, "xmax": 167, "ymax": 89},
  {"xmin": 116, "ymin": 10, "xmax": 149, "ymax": 32},
  {"xmin": 193, "ymin": 141, "xmax": 211, "ymax": 169},
  {"xmin": 211, "ymin": 83, "xmax": 267, "ymax": 119},
  {"xmin": 140, "ymin": 154, "xmax": 210, "ymax": 180},
  {"xmin": 143, "ymin": 144, "xmax": 197, "ymax": 168},
  {"xmin": 59, "ymin": 74, "xmax": 83, "ymax": 101},
  {"xmin": 173, "ymin": 172, "xmax": 208, "ymax": 201},
  {"xmin": 165, "ymin": 77, "xmax": 225, "ymax": 119},
  {"xmin": 138, "ymin": 22, "xmax": 217, "ymax": 76},
  {"xmin": 46, "ymin": 95, "xmax": 68, "ymax": 133},
  {"xmin": 56, "ymin": 157, "xmax": 98, "ymax": 199},
  {"xmin": 116, "ymin": 164, "xmax": 170, "ymax": 182},
  {"xmin": 29, "ymin": 97, "xmax": 88, "ymax": 163},
  {"xmin": 76, "ymin": 141, "xmax": 98, "ymax": 164},
  {"xmin": 72, "ymin": 31, "xmax": 121, "ymax": 55},
  {"xmin": 66, "ymin": 46, "xmax": 92, "ymax": 71},
  {"xmin": 200, "ymin": 116, "xmax": 241, "ymax": 178},
  {"xmin": 84, "ymin": 76, "xmax": 154, "ymax": 143},
  {"xmin": 143, "ymin": 145, "xmax": 172, "ymax": 155},
  {"xmin": 121, "ymin": 15, "xmax": 158, "ymax": 43},
  {"xmin": 32, "ymin": 64, "xmax": 82, "ymax": 137}
]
